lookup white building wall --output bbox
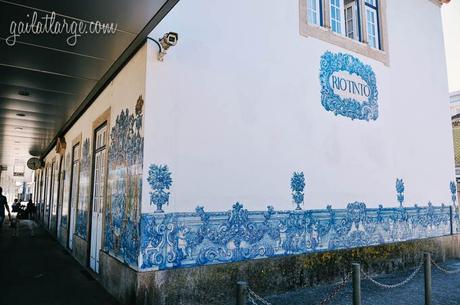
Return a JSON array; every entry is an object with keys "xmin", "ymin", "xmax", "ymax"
[{"xmin": 143, "ymin": 0, "xmax": 455, "ymax": 213}]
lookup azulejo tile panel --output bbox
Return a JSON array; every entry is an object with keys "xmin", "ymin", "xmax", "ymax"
[
  {"xmin": 139, "ymin": 202, "xmax": 458, "ymax": 270},
  {"xmin": 104, "ymin": 104, "xmax": 144, "ymax": 267},
  {"xmin": 61, "ymin": 215, "xmax": 68, "ymax": 228},
  {"xmin": 76, "ymin": 138, "xmax": 91, "ymax": 240},
  {"xmin": 76, "ymin": 210, "xmax": 88, "ymax": 238},
  {"xmin": 319, "ymin": 51, "xmax": 378, "ymax": 121}
]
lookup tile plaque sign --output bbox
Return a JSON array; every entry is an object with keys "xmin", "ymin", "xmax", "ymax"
[{"xmin": 320, "ymin": 51, "xmax": 379, "ymax": 121}]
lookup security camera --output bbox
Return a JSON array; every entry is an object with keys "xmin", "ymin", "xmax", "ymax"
[
  {"xmin": 150, "ymin": 32, "xmax": 178, "ymax": 61},
  {"xmin": 160, "ymin": 32, "xmax": 178, "ymax": 51}
]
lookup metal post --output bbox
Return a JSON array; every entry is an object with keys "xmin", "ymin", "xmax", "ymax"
[
  {"xmin": 352, "ymin": 263, "xmax": 361, "ymax": 305},
  {"xmin": 424, "ymin": 253, "xmax": 432, "ymax": 305},
  {"xmin": 450, "ymin": 205, "xmax": 454, "ymax": 235},
  {"xmin": 236, "ymin": 281, "xmax": 247, "ymax": 305}
]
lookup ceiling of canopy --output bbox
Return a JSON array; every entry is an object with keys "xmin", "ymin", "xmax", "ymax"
[{"xmin": 0, "ymin": 0, "xmax": 178, "ymax": 176}]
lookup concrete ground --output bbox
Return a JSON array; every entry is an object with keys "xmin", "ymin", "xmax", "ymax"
[
  {"xmin": 0, "ymin": 218, "xmax": 120, "ymax": 305},
  {"xmin": 252, "ymin": 259, "xmax": 460, "ymax": 305}
]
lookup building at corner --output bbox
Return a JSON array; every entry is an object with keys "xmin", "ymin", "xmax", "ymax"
[{"xmin": 33, "ymin": 0, "xmax": 459, "ymax": 304}]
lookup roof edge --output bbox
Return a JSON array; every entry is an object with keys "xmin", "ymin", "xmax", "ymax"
[{"xmin": 41, "ymin": 0, "xmax": 179, "ymax": 160}]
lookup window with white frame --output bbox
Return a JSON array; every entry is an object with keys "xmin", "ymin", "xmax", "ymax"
[
  {"xmin": 307, "ymin": 0, "xmax": 321, "ymax": 25},
  {"xmin": 329, "ymin": 0, "xmax": 343, "ymax": 34},
  {"xmin": 365, "ymin": 0, "xmax": 379, "ymax": 49},
  {"xmin": 303, "ymin": 0, "xmax": 385, "ymax": 53},
  {"xmin": 344, "ymin": 0, "xmax": 359, "ymax": 40}
]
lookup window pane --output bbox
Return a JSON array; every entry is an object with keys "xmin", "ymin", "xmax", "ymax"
[
  {"xmin": 366, "ymin": 7, "xmax": 378, "ymax": 48},
  {"xmin": 308, "ymin": 1, "xmax": 316, "ymax": 24},
  {"xmin": 345, "ymin": 4, "xmax": 354, "ymax": 39},
  {"xmin": 365, "ymin": 0, "xmax": 377, "ymax": 6},
  {"xmin": 330, "ymin": 0, "xmax": 342, "ymax": 34},
  {"xmin": 307, "ymin": 0, "xmax": 320, "ymax": 25},
  {"xmin": 344, "ymin": 0, "xmax": 359, "ymax": 40}
]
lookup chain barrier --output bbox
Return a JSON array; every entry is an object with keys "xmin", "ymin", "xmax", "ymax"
[
  {"xmin": 431, "ymin": 259, "xmax": 460, "ymax": 275},
  {"xmin": 317, "ymin": 272, "xmax": 351, "ymax": 305},
  {"xmin": 245, "ymin": 255, "xmax": 460, "ymax": 305},
  {"xmin": 246, "ymin": 272, "xmax": 351, "ymax": 305},
  {"xmin": 247, "ymin": 287, "xmax": 272, "ymax": 305},
  {"xmin": 361, "ymin": 258, "xmax": 424, "ymax": 289},
  {"xmin": 247, "ymin": 293, "xmax": 258, "ymax": 305}
]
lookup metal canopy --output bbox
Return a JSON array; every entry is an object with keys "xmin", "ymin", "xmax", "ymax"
[{"xmin": 0, "ymin": 0, "xmax": 178, "ymax": 171}]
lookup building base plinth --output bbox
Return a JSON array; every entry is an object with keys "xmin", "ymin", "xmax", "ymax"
[{"xmin": 98, "ymin": 235, "xmax": 460, "ymax": 305}]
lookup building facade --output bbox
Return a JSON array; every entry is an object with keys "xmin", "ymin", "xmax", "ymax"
[
  {"xmin": 451, "ymin": 93, "xmax": 460, "ymax": 178},
  {"xmin": 450, "ymin": 91, "xmax": 460, "ymax": 116},
  {"xmin": 34, "ymin": 0, "xmax": 458, "ymax": 304}
]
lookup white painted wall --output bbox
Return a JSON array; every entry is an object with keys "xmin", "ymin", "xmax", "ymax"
[{"xmin": 143, "ymin": 0, "xmax": 455, "ymax": 213}]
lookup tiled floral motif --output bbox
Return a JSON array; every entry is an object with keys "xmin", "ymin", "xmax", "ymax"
[
  {"xmin": 139, "ymin": 202, "xmax": 456, "ymax": 270},
  {"xmin": 291, "ymin": 172, "xmax": 305, "ymax": 210},
  {"xmin": 450, "ymin": 181, "xmax": 457, "ymax": 205},
  {"xmin": 104, "ymin": 106, "xmax": 144, "ymax": 267},
  {"xmin": 396, "ymin": 178, "xmax": 405, "ymax": 207},
  {"xmin": 76, "ymin": 138, "xmax": 90, "ymax": 240},
  {"xmin": 147, "ymin": 164, "xmax": 172, "ymax": 212}
]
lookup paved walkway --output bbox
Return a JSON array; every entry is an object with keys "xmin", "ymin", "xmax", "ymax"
[
  {"xmin": 0, "ymin": 218, "xmax": 119, "ymax": 305},
  {"xmin": 250, "ymin": 259, "xmax": 460, "ymax": 305}
]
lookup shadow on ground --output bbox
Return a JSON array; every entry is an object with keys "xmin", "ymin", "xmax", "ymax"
[{"xmin": 0, "ymin": 219, "xmax": 120, "ymax": 305}]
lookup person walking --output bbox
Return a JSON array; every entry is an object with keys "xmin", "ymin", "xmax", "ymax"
[
  {"xmin": 25, "ymin": 198, "xmax": 36, "ymax": 236},
  {"xmin": 0, "ymin": 187, "xmax": 11, "ymax": 231},
  {"xmin": 11, "ymin": 199, "xmax": 19, "ymax": 213},
  {"xmin": 26, "ymin": 198, "xmax": 36, "ymax": 220}
]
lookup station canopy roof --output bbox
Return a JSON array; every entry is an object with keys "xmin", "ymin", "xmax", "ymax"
[{"xmin": 0, "ymin": 0, "xmax": 177, "ymax": 172}]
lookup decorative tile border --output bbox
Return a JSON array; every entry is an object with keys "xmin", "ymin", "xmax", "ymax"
[
  {"xmin": 139, "ymin": 201, "xmax": 458, "ymax": 271},
  {"xmin": 138, "ymin": 167, "xmax": 459, "ymax": 270}
]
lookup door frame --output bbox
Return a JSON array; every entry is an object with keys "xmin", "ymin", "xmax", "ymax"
[
  {"xmin": 56, "ymin": 154, "xmax": 64, "ymax": 238},
  {"xmin": 37, "ymin": 169, "xmax": 43, "ymax": 221},
  {"xmin": 67, "ymin": 134, "xmax": 82, "ymax": 250},
  {"xmin": 42, "ymin": 165, "xmax": 48, "ymax": 224},
  {"xmin": 87, "ymin": 107, "xmax": 111, "ymax": 271},
  {"xmin": 47, "ymin": 158, "xmax": 56, "ymax": 230}
]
